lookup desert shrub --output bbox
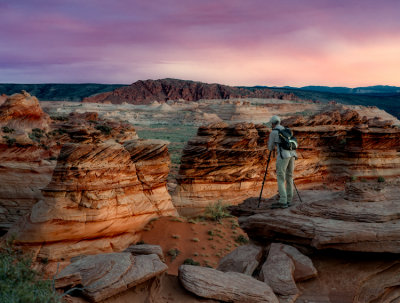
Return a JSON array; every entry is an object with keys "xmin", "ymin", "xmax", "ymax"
[
  {"xmin": 50, "ymin": 115, "xmax": 68, "ymax": 121},
  {"xmin": 377, "ymin": 176, "xmax": 385, "ymax": 183},
  {"xmin": 95, "ymin": 125, "xmax": 112, "ymax": 135},
  {"xmin": 234, "ymin": 235, "xmax": 249, "ymax": 245},
  {"xmin": 29, "ymin": 128, "xmax": 45, "ymax": 142},
  {"xmin": 170, "ymin": 217, "xmax": 185, "ymax": 222},
  {"xmin": 183, "ymin": 258, "xmax": 200, "ymax": 266},
  {"xmin": 2, "ymin": 126, "xmax": 14, "ymax": 133},
  {"xmin": 204, "ymin": 201, "xmax": 232, "ymax": 222},
  {"xmin": 167, "ymin": 248, "xmax": 180, "ymax": 261},
  {"xmin": 350, "ymin": 176, "xmax": 357, "ymax": 182},
  {"xmin": 0, "ymin": 240, "xmax": 61, "ymax": 303},
  {"xmin": 2, "ymin": 136, "xmax": 16, "ymax": 147}
]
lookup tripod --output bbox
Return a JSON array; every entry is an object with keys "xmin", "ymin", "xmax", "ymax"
[{"xmin": 257, "ymin": 151, "xmax": 272, "ymax": 208}]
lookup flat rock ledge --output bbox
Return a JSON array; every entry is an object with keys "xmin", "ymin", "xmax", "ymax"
[
  {"xmin": 55, "ymin": 252, "xmax": 167, "ymax": 302},
  {"xmin": 179, "ymin": 265, "xmax": 279, "ymax": 303},
  {"xmin": 124, "ymin": 243, "xmax": 164, "ymax": 261},
  {"xmin": 236, "ymin": 186, "xmax": 400, "ymax": 253}
]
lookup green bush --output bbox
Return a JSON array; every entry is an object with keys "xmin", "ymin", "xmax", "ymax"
[
  {"xmin": 167, "ymin": 248, "xmax": 180, "ymax": 261},
  {"xmin": 50, "ymin": 115, "xmax": 68, "ymax": 121},
  {"xmin": 183, "ymin": 258, "xmax": 200, "ymax": 266},
  {"xmin": 2, "ymin": 126, "xmax": 14, "ymax": 133},
  {"xmin": 234, "ymin": 235, "xmax": 249, "ymax": 245},
  {"xmin": 0, "ymin": 241, "xmax": 61, "ymax": 303},
  {"xmin": 95, "ymin": 125, "xmax": 112, "ymax": 135},
  {"xmin": 204, "ymin": 201, "xmax": 232, "ymax": 222},
  {"xmin": 2, "ymin": 136, "xmax": 16, "ymax": 147},
  {"xmin": 377, "ymin": 176, "xmax": 385, "ymax": 183},
  {"xmin": 29, "ymin": 128, "xmax": 45, "ymax": 142}
]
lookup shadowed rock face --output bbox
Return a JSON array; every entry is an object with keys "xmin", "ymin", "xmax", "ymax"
[
  {"xmin": 0, "ymin": 92, "xmax": 138, "ymax": 232},
  {"xmin": 82, "ymin": 79, "xmax": 300, "ymax": 104},
  {"xmin": 173, "ymin": 108, "xmax": 400, "ymax": 215},
  {"xmin": 8, "ymin": 140, "xmax": 177, "ymax": 263}
]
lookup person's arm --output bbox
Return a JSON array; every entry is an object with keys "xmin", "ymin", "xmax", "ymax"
[{"xmin": 268, "ymin": 130, "xmax": 276, "ymax": 151}]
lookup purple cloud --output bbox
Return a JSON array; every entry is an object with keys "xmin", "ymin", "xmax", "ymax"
[{"xmin": 0, "ymin": 0, "xmax": 399, "ymax": 85}]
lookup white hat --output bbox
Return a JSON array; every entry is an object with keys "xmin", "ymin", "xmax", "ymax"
[{"xmin": 269, "ymin": 115, "xmax": 281, "ymax": 124}]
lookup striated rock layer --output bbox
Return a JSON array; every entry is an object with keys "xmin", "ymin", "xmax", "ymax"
[
  {"xmin": 8, "ymin": 140, "xmax": 177, "ymax": 263},
  {"xmin": 173, "ymin": 108, "xmax": 400, "ymax": 215},
  {"xmin": 0, "ymin": 92, "xmax": 137, "ymax": 232},
  {"xmin": 234, "ymin": 182, "xmax": 400, "ymax": 253},
  {"xmin": 0, "ymin": 90, "xmax": 50, "ymax": 131}
]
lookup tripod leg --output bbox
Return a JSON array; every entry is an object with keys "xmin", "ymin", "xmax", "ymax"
[
  {"xmin": 293, "ymin": 180, "xmax": 303, "ymax": 203},
  {"xmin": 257, "ymin": 151, "xmax": 272, "ymax": 208}
]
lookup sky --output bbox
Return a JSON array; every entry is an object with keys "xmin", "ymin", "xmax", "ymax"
[{"xmin": 0, "ymin": 0, "xmax": 399, "ymax": 87}]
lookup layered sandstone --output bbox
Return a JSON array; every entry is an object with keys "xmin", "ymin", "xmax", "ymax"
[
  {"xmin": 7, "ymin": 139, "xmax": 176, "ymax": 264},
  {"xmin": 0, "ymin": 90, "xmax": 50, "ymax": 131},
  {"xmin": 173, "ymin": 108, "xmax": 400, "ymax": 215},
  {"xmin": 82, "ymin": 79, "xmax": 300, "ymax": 104},
  {"xmin": 233, "ymin": 181, "xmax": 400, "ymax": 253},
  {"xmin": 0, "ymin": 92, "xmax": 138, "ymax": 232}
]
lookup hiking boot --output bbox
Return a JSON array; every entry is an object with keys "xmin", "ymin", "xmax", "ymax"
[{"xmin": 270, "ymin": 203, "xmax": 288, "ymax": 209}]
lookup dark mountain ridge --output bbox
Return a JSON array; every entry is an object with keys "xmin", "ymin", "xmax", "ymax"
[{"xmin": 0, "ymin": 80, "xmax": 398, "ymax": 118}]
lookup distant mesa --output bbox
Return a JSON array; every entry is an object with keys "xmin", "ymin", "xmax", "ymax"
[{"xmin": 82, "ymin": 78, "xmax": 300, "ymax": 104}]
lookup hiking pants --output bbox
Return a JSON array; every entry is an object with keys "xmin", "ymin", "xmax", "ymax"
[{"xmin": 276, "ymin": 156, "xmax": 295, "ymax": 205}]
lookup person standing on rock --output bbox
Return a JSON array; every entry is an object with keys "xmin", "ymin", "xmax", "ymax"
[{"xmin": 268, "ymin": 115, "xmax": 297, "ymax": 209}]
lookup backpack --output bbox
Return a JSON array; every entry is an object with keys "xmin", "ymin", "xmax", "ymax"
[{"xmin": 277, "ymin": 127, "xmax": 298, "ymax": 151}]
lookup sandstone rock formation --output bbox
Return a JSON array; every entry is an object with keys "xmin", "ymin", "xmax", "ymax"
[
  {"xmin": 7, "ymin": 139, "xmax": 176, "ymax": 264},
  {"xmin": 173, "ymin": 107, "xmax": 400, "ymax": 215},
  {"xmin": 83, "ymin": 79, "xmax": 300, "ymax": 104},
  {"xmin": 179, "ymin": 265, "xmax": 279, "ymax": 303},
  {"xmin": 173, "ymin": 122, "xmax": 271, "ymax": 215},
  {"xmin": 230, "ymin": 182, "xmax": 400, "ymax": 302},
  {"xmin": 235, "ymin": 182, "xmax": 400, "ymax": 253},
  {"xmin": 0, "ymin": 92, "xmax": 138, "ymax": 232},
  {"xmin": 55, "ymin": 253, "xmax": 167, "ymax": 302},
  {"xmin": 0, "ymin": 90, "xmax": 50, "ymax": 131},
  {"xmin": 261, "ymin": 243, "xmax": 317, "ymax": 303},
  {"xmin": 217, "ymin": 244, "xmax": 263, "ymax": 275}
]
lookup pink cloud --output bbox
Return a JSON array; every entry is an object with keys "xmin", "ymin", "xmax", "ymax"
[{"xmin": 0, "ymin": 0, "xmax": 399, "ymax": 85}]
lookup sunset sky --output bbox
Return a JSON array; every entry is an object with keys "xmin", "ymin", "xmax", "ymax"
[{"xmin": 1, "ymin": 0, "xmax": 399, "ymax": 86}]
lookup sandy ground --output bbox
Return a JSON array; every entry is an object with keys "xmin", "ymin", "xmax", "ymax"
[{"xmin": 139, "ymin": 216, "xmax": 249, "ymax": 275}]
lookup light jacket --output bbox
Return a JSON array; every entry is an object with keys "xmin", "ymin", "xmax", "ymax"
[{"xmin": 268, "ymin": 124, "xmax": 297, "ymax": 159}]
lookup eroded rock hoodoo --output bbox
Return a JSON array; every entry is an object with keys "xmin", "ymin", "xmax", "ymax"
[
  {"xmin": 7, "ymin": 139, "xmax": 177, "ymax": 268},
  {"xmin": 0, "ymin": 92, "xmax": 137, "ymax": 232}
]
